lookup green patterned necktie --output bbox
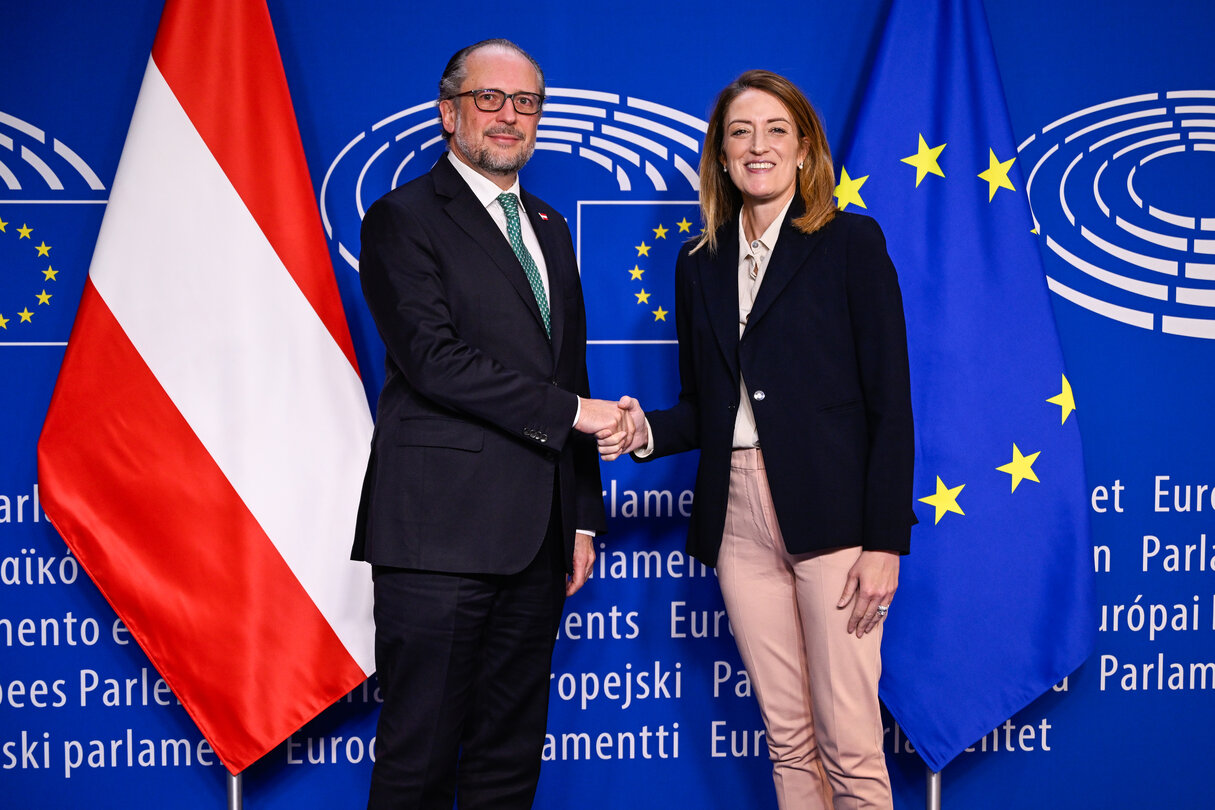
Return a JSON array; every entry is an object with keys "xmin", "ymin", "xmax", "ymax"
[{"xmin": 497, "ymin": 192, "xmax": 551, "ymax": 336}]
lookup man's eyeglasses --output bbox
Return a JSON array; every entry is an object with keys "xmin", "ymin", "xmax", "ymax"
[{"xmin": 448, "ymin": 89, "xmax": 545, "ymax": 116}]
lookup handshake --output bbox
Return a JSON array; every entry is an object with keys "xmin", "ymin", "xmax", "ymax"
[{"xmin": 575, "ymin": 396, "xmax": 648, "ymax": 461}]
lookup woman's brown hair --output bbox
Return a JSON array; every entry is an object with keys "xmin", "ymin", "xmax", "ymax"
[{"xmin": 694, "ymin": 70, "xmax": 836, "ymax": 253}]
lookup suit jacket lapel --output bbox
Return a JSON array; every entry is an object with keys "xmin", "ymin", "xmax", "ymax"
[
  {"xmin": 699, "ymin": 223, "xmax": 741, "ymax": 381},
  {"xmin": 433, "ymin": 159, "xmax": 549, "ymax": 340},
  {"xmin": 744, "ymin": 203, "xmax": 826, "ymax": 337}
]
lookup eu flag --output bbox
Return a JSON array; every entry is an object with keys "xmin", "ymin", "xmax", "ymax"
[
  {"xmin": 578, "ymin": 201, "xmax": 698, "ymax": 343},
  {"xmin": 838, "ymin": 0, "xmax": 1096, "ymax": 771}
]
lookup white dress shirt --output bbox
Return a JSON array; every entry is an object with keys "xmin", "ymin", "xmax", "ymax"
[{"xmin": 446, "ymin": 151, "xmax": 549, "ymax": 301}]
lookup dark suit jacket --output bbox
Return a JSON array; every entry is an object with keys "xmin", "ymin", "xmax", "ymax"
[
  {"xmin": 645, "ymin": 206, "xmax": 914, "ymax": 567},
  {"xmin": 352, "ymin": 155, "xmax": 607, "ymax": 575}
]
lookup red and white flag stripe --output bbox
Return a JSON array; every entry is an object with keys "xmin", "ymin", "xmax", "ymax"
[{"xmin": 37, "ymin": 0, "xmax": 373, "ymax": 773}]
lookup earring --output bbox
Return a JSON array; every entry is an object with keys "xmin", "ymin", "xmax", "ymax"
[
  {"xmin": 721, "ymin": 164, "xmax": 727, "ymax": 172},
  {"xmin": 798, "ymin": 161, "xmax": 804, "ymax": 169}
]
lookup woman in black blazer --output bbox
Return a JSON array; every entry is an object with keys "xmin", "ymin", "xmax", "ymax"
[{"xmin": 603, "ymin": 71, "xmax": 914, "ymax": 809}]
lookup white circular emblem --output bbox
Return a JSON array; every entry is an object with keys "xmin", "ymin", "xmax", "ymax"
[{"xmin": 1019, "ymin": 90, "xmax": 1215, "ymax": 339}]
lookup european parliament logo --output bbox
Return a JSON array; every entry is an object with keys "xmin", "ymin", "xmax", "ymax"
[
  {"xmin": 1019, "ymin": 90, "xmax": 1215, "ymax": 339},
  {"xmin": 320, "ymin": 89, "xmax": 706, "ymax": 344},
  {"xmin": 0, "ymin": 110, "xmax": 106, "ymax": 345}
]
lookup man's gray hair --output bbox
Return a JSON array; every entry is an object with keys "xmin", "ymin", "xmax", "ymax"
[{"xmin": 438, "ymin": 38, "xmax": 545, "ymax": 103}]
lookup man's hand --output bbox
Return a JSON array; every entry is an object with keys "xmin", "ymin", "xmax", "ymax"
[
  {"xmin": 566, "ymin": 531, "xmax": 595, "ymax": 596},
  {"xmin": 598, "ymin": 396, "xmax": 648, "ymax": 460},
  {"xmin": 837, "ymin": 550, "xmax": 899, "ymax": 638},
  {"xmin": 575, "ymin": 397, "xmax": 632, "ymax": 442}
]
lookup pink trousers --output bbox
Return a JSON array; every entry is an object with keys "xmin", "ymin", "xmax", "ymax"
[{"xmin": 717, "ymin": 449, "xmax": 892, "ymax": 810}]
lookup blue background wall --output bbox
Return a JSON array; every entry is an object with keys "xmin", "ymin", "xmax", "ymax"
[{"xmin": 3, "ymin": 1, "xmax": 1213, "ymax": 807}]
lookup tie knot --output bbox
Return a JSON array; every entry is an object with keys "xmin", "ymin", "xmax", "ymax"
[{"xmin": 497, "ymin": 192, "xmax": 520, "ymax": 220}]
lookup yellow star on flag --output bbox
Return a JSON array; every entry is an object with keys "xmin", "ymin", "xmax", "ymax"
[
  {"xmin": 18, "ymin": 224, "xmax": 33, "ymax": 239},
  {"xmin": 36, "ymin": 241, "xmax": 52, "ymax": 257},
  {"xmin": 978, "ymin": 148, "xmax": 1016, "ymax": 201},
  {"xmin": 919, "ymin": 476, "xmax": 965, "ymax": 524},
  {"xmin": 1047, "ymin": 375, "xmax": 1075, "ymax": 424},
  {"xmin": 834, "ymin": 167, "xmax": 868, "ymax": 210},
  {"xmin": 0, "ymin": 216, "xmax": 8, "ymax": 231},
  {"xmin": 997, "ymin": 444, "xmax": 1041, "ymax": 492},
  {"xmin": 652, "ymin": 306, "xmax": 668, "ymax": 322},
  {"xmin": 43, "ymin": 266, "xmax": 58, "ymax": 281},
  {"xmin": 901, "ymin": 134, "xmax": 946, "ymax": 187},
  {"xmin": 36, "ymin": 290, "xmax": 52, "ymax": 305},
  {"xmin": 676, "ymin": 217, "xmax": 693, "ymax": 233},
  {"xmin": 629, "ymin": 265, "xmax": 644, "ymax": 280},
  {"xmin": 653, "ymin": 223, "xmax": 669, "ymax": 239},
  {"xmin": 635, "ymin": 241, "xmax": 651, "ymax": 257},
  {"xmin": 635, "ymin": 289, "xmax": 651, "ymax": 304},
  {"xmin": 0, "ymin": 313, "xmax": 8, "ymax": 330},
  {"xmin": 19, "ymin": 308, "xmax": 34, "ymax": 323}
]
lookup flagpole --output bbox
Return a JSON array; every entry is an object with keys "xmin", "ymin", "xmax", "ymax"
[
  {"xmin": 227, "ymin": 772, "xmax": 242, "ymax": 810},
  {"xmin": 926, "ymin": 768, "xmax": 941, "ymax": 810}
]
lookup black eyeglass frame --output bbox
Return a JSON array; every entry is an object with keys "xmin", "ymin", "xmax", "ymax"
[{"xmin": 447, "ymin": 89, "xmax": 546, "ymax": 115}]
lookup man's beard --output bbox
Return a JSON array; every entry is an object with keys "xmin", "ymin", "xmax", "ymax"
[{"xmin": 455, "ymin": 124, "xmax": 535, "ymax": 176}]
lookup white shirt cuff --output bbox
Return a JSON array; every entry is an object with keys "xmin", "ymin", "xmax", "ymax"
[{"xmin": 633, "ymin": 418, "xmax": 655, "ymax": 458}]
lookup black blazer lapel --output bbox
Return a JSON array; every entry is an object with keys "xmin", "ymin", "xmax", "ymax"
[
  {"xmin": 433, "ymin": 158, "xmax": 549, "ymax": 338},
  {"xmin": 744, "ymin": 204, "xmax": 826, "ymax": 337}
]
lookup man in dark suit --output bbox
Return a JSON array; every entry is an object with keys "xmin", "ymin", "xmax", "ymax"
[{"xmin": 353, "ymin": 39, "xmax": 626, "ymax": 810}]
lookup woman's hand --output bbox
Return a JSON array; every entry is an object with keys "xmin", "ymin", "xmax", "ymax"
[
  {"xmin": 837, "ymin": 550, "xmax": 899, "ymax": 638},
  {"xmin": 598, "ymin": 396, "xmax": 648, "ymax": 460}
]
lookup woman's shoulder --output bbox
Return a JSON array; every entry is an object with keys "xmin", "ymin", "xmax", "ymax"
[
  {"xmin": 675, "ymin": 232, "xmax": 721, "ymax": 268},
  {"xmin": 824, "ymin": 209, "xmax": 886, "ymax": 241}
]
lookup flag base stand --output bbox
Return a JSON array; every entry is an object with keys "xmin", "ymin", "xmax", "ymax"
[
  {"xmin": 926, "ymin": 768, "xmax": 940, "ymax": 810},
  {"xmin": 227, "ymin": 771, "xmax": 242, "ymax": 810}
]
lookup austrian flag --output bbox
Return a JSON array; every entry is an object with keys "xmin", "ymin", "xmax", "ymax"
[{"xmin": 36, "ymin": 0, "xmax": 374, "ymax": 774}]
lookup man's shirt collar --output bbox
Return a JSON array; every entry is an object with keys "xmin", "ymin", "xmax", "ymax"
[{"xmin": 447, "ymin": 151, "xmax": 522, "ymax": 209}]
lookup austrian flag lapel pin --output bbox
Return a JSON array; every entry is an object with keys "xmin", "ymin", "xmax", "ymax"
[{"xmin": 538, "ymin": 212, "xmax": 549, "ymax": 220}]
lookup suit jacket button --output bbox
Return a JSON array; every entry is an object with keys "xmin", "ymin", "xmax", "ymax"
[
  {"xmin": 752, "ymin": 390, "xmax": 766, "ymax": 401},
  {"xmin": 539, "ymin": 434, "xmax": 548, "ymax": 443}
]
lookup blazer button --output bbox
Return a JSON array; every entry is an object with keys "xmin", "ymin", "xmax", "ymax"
[
  {"xmin": 752, "ymin": 390, "xmax": 766, "ymax": 401},
  {"xmin": 538, "ymin": 433, "xmax": 549, "ymax": 443}
]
